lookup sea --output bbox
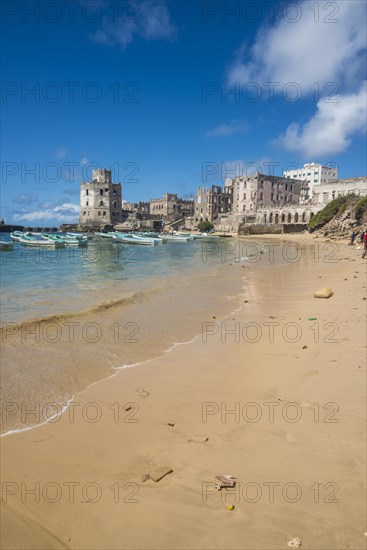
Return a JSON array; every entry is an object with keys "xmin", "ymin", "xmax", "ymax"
[{"xmin": 1, "ymin": 233, "xmax": 259, "ymax": 435}]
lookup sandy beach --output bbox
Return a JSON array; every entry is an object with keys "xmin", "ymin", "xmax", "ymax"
[{"xmin": 1, "ymin": 234, "xmax": 366, "ymax": 550}]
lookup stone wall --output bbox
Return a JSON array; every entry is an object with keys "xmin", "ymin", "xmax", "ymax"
[{"xmin": 238, "ymin": 223, "xmax": 284, "ymax": 235}]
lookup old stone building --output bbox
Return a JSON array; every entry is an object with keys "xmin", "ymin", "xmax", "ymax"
[
  {"xmin": 80, "ymin": 169, "xmax": 123, "ymax": 227},
  {"xmin": 194, "ymin": 185, "xmax": 233, "ymax": 222},
  {"xmin": 150, "ymin": 193, "xmax": 193, "ymax": 222}
]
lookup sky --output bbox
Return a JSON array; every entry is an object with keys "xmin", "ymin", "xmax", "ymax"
[{"xmin": 1, "ymin": 0, "xmax": 366, "ymax": 225}]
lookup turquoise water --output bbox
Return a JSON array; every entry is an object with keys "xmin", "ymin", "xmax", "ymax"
[{"xmin": 0, "ymin": 234, "xmax": 229, "ymax": 322}]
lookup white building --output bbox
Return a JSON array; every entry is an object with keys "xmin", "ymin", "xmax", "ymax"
[
  {"xmin": 283, "ymin": 162, "xmax": 338, "ymax": 202},
  {"xmin": 312, "ymin": 177, "xmax": 367, "ymax": 205}
]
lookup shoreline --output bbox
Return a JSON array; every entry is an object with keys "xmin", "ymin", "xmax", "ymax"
[{"xmin": 1, "ymin": 233, "xmax": 366, "ymax": 549}]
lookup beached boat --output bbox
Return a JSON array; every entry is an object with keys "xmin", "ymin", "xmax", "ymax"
[{"xmin": 0, "ymin": 241, "xmax": 14, "ymax": 251}]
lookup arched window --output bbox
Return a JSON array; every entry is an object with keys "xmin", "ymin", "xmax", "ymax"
[
  {"xmin": 269, "ymin": 213, "xmax": 273, "ymax": 223},
  {"xmin": 275, "ymin": 213, "xmax": 279, "ymax": 223},
  {"xmin": 281, "ymin": 213, "xmax": 286, "ymax": 223},
  {"xmin": 295, "ymin": 212, "xmax": 299, "ymax": 222},
  {"xmin": 288, "ymin": 212, "xmax": 292, "ymax": 223},
  {"xmin": 302, "ymin": 212, "xmax": 306, "ymax": 222},
  {"xmin": 263, "ymin": 214, "xmax": 267, "ymax": 223},
  {"xmin": 310, "ymin": 212, "xmax": 314, "ymax": 219}
]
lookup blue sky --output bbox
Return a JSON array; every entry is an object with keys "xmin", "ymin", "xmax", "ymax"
[{"xmin": 1, "ymin": 0, "xmax": 366, "ymax": 225}]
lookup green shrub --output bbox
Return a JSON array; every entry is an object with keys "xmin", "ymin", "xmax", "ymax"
[
  {"xmin": 197, "ymin": 220, "xmax": 214, "ymax": 231},
  {"xmin": 308, "ymin": 196, "xmax": 350, "ymax": 230},
  {"xmin": 354, "ymin": 197, "xmax": 367, "ymax": 220}
]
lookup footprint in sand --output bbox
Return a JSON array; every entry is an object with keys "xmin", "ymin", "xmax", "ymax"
[{"xmin": 304, "ymin": 369, "xmax": 320, "ymax": 378}]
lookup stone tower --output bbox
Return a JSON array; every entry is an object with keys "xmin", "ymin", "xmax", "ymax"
[{"xmin": 79, "ymin": 169, "xmax": 123, "ymax": 227}]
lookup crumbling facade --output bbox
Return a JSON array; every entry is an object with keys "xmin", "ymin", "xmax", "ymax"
[
  {"xmin": 194, "ymin": 185, "xmax": 233, "ymax": 222},
  {"xmin": 150, "ymin": 193, "xmax": 193, "ymax": 222},
  {"xmin": 80, "ymin": 169, "xmax": 122, "ymax": 227}
]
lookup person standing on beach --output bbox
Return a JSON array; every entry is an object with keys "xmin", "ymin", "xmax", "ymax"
[
  {"xmin": 350, "ymin": 231, "xmax": 357, "ymax": 245},
  {"xmin": 362, "ymin": 231, "xmax": 367, "ymax": 259}
]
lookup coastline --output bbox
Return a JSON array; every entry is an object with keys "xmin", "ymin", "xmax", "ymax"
[{"xmin": 1, "ymin": 234, "xmax": 366, "ymax": 549}]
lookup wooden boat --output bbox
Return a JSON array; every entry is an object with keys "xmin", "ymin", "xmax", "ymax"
[
  {"xmin": 18, "ymin": 236, "xmax": 65, "ymax": 248},
  {"xmin": 41, "ymin": 234, "xmax": 88, "ymax": 247},
  {"xmin": 162, "ymin": 234, "xmax": 190, "ymax": 241},
  {"xmin": 10, "ymin": 231, "xmax": 25, "ymax": 242},
  {"xmin": 112, "ymin": 234, "xmax": 156, "ymax": 246}
]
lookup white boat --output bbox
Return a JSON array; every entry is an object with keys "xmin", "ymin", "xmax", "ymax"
[
  {"xmin": 162, "ymin": 234, "xmax": 190, "ymax": 241},
  {"xmin": 10, "ymin": 231, "xmax": 25, "ymax": 242},
  {"xmin": 41, "ymin": 234, "xmax": 88, "ymax": 247},
  {"xmin": 112, "ymin": 234, "xmax": 156, "ymax": 246},
  {"xmin": 18, "ymin": 236, "xmax": 65, "ymax": 248}
]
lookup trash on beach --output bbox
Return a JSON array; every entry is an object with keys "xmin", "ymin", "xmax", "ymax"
[
  {"xmin": 226, "ymin": 504, "xmax": 235, "ymax": 510},
  {"xmin": 141, "ymin": 474, "xmax": 150, "ymax": 482},
  {"xmin": 124, "ymin": 405, "xmax": 133, "ymax": 412},
  {"xmin": 215, "ymin": 475, "xmax": 236, "ymax": 490},
  {"xmin": 167, "ymin": 422, "xmax": 175, "ymax": 427},
  {"xmin": 308, "ymin": 317, "xmax": 317, "ymax": 320},
  {"xmin": 302, "ymin": 345, "xmax": 307, "ymax": 349},
  {"xmin": 287, "ymin": 537, "xmax": 301, "ymax": 548},
  {"xmin": 148, "ymin": 465, "xmax": 173, "ymax": 482},
  {"xmin": 314, "ymin": 288, "xmax": 334, "ymax": 299},
  {"xmin": 137, "ymin": 389, "xmax": 150, "ymax": 398},
  {"xmin": 187, "ymin": 436, "xmax": 209, "ymax": 443}
]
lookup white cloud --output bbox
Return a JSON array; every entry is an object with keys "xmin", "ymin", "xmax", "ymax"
[
  {"xmin": 276, "ymin": 82, "xmax": 367, "ymax": 156},
  {"xmin": 13, "ymin": 203, "xmax": 80, "ymax": 224},
  {"xmin": 90, "ymin": 0, "xmax": 176, "ymax": 49},
  {"xmin": 206, "ymin": 119, "xmax": 248, "ymax": 138},
  {"xmin": 228, "ymin": 0, "xmax": 366, "ymax": 94}
]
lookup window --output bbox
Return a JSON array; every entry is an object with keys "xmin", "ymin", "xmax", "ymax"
[
  {"xmin": 86, "ymin": 201, "xmax": 89, "ymax": 206},
  {"xmin": 103, "ymin": 211, "xmax": 106, "ymax": 216},
  {"xmin": 100, "ymin": 189, "xmax": 103, "ymax": 196},
  {"xmin": 86, "ymin": 189, "xmax": 89, "ymax": 196},
  {"xmin": 98, "ymin": 211, "xmax": 101, "ymax": 216},
  {"xmin": 83, "ymin": 211, "xmax": 86, "ymax": 216},
  {"xmin": 99, "ymin": 201, "xmax": 103, "ymax": 206},
  {"xmin": 105, "ymin": 188, "xmax": 108, "ymax": 192}
]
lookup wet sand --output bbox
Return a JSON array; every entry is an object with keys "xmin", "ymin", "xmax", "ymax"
[{"xmin": 1, "ymin": 234, "xmax": 366, "ymax": 549}]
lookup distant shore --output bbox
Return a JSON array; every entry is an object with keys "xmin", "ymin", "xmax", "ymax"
[{"xmin": 1, "ymin": 233, "xmax": 366, "ymax": 549}]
